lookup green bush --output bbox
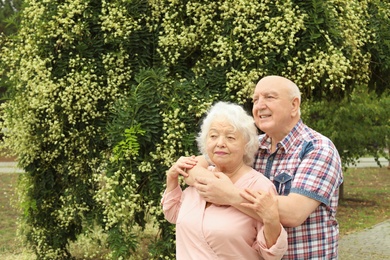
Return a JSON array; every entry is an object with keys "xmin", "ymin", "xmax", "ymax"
[
  {"xmin": 302, "ymin": 86, "xmax": 390, "ymax": 169},
  {"xmin": 0, "ymin": 0, "xmax": 388, "ymax": 259}
]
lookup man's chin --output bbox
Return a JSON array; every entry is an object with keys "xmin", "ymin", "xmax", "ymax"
[{"xmin": 258, "ymin": 123, "xmax": 271, "ymax": 133}]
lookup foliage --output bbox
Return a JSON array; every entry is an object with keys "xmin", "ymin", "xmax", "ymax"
[
  {"xmin": 0, "ymin": 0, "xmax": 24, "ymax": 103},
  {"xmin": 0, "ymin": 0, "xmax": 133, "ymax": 258},
  {"xmin": 152, "ymin": 0, "xmax": 374, "ymax": 101},
  {"xmin": 95, "ymin": 69, "xmax": 169, "ymax": 259},
  {"xmin": 0, "ymin": 0, "xmax": 23, "ymax": 36},
  {"xmin": 365, "ymin": 0, "xmax": 390, "ymax": 95},
  {"xmin": 0, "ymin": 0, "xmax": 388, "ymax": 259},
  {"xmin": 302, "ymin": 86, "xmax": 390, "ymax": 170}
]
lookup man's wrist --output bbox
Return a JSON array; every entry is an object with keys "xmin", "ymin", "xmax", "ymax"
[{"xmin": 227, "ymin": 186, "xmax": 244, "ymax": 207}]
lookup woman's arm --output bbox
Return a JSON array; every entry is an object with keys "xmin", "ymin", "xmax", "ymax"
[
  {"xmin": 240, "ymin": 188, "xmax": 281, "ymax": 248},
  {"xmin": 184, "ymin": 155, "xmax": 210, "ymax": 186},
  {"xmin": 166, "ymin": 156, "xmax": 198, "ymax": 192}
]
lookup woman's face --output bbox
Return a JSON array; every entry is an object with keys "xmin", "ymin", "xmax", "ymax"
[{"xmin": 206, "ymin": 119, "xmax": 246, "ymax": 171}]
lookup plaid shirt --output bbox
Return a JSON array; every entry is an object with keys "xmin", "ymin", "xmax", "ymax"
[{"xmin": 254, "ymin": 120, "xmax": 343, "ymax": 260}]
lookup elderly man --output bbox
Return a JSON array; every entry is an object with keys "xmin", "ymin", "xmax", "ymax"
[{"xmin": 186, "ymin": 75, "xmax": 343, "ymax": 259}]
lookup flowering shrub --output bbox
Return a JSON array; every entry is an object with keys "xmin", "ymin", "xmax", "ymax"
[
  {"xmin": 0, "ymin": 0, "xmax": 387, "ymax": 259},
  {"xmin": 151, "ymin": 0, "xmax": 375, "ymax": 102}
]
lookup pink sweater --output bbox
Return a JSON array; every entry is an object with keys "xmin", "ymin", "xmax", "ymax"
[{"xmin": 162, "ymin": 169, "xmax": 288, "ymax": 259}]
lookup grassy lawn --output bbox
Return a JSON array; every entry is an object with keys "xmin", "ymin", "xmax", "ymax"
[
  {"xmin": 337, "ymin": 167, "xmax": 390, "ymax": 237},
  {"xmin": 0, "ymin": 166, "xmax": 389, "ymax": 258},
  {"xmin": 0, "ymin": 173, "xmax": 19, "ymax": 251},
  {"xmin": 0, "ymin": 171, "xmax": 31, "ymax": 260}
]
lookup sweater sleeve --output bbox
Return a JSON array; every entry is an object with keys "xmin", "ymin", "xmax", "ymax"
[
  {"xmin": 161, "ymin": 185, "xmax": 183, "ymax": 224},
  {"xmin": 254, "ymin": 223, "xmax": 288, "ymax": 260},
  {"xmin": 246, "ymin": 171, "xmax": 288, "ymax": 259}
]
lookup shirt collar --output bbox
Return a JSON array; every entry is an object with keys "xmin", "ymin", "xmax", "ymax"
[{"xmin": 259, "ymin": 119, "xmax": 304, "ymax": 153}]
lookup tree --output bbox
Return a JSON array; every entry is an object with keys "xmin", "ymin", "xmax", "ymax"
[
  {"xmin": 302, "ymin": 87, "xmax": 390, "ymax": 168},
  {"xmin": 366, "ymin": 0, "xmax": 390, "ymax": 96},
  {"xmin": 0, "ymin": 0, "xmax": 23, "ymax": 104},
  {"xmin": 0, "ymin": 0, "xmax": 23, "ymax": 35},
  {"xmin": 0, "ymin": 0, "xmax": 388, "ymax": 259}
]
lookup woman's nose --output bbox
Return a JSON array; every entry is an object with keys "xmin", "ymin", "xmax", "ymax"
[{"xmin": 216, "ymin": 137, "xmax": 226, "ymax": 147}]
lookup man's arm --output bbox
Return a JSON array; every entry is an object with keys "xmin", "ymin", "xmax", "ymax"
[
  {"xmin": 189, "ymin": 157, "xmax": 320, "ymax": 226},
  {"xmin": 192, "ymin": 170, "xmax": 264, "ymax": 221},
  {"xmin": 240, "ymin": 191, "xmax": 320, "ymax": 227},
  {"xmin": 276, "ymin": 193, "xmax": 321, "ymax": 227}
]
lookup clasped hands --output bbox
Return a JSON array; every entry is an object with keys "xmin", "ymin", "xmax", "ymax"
[{"xmin": 167, "ymin": 156, "xmax": 277, "ymax": 218}]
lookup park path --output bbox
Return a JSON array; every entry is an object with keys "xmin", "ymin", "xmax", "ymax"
[
  {"xmin": 339, "ymin": 220, "xmax": 390, "ymax": 259},
  {"xmin": 0, "ymin": 161, "xmax": 24, "ymax": 173},
  {"xmin": 341, "ymin": 156, "xmax": 390, "ymax": 259},
  {"xmin": 346, "ymin": 157, "xmax": 388, "ymax": 168}
]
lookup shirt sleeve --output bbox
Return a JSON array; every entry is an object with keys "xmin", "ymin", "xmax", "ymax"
[
  {"xmin": 291, "ymin": 141, "xmax": 343, "ymax": 206},
  {"xmin": 161, "ymin": 185, "xmax": 183, "ymax": 224}
]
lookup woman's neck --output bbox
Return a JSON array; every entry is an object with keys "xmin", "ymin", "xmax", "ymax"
[{"xmin": 215, "ymin": 162, "xmax": 249, "ymax": 183}]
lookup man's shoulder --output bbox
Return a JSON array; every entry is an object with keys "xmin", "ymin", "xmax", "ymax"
[
  {"xmin": 289, "ymin": 123, "xmax": 340, "ymax": 160},
  {"xmin": 299, "ymin": 123, "xmax": 335, "ymax": 146}
]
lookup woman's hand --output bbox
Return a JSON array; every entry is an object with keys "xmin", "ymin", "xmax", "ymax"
[{"xmin": 166, "ymin": 155, "xmax": 198, "ymax": 180}]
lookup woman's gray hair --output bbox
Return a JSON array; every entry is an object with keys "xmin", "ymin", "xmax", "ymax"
[{"xmin": 196, "ymin": 101, "xmax": 259, "ymax": 166}]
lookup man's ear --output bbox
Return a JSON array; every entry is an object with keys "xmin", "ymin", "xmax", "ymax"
[{"xmin": 291, "ymin": 97, "xmax": 300, "ymax": 117}]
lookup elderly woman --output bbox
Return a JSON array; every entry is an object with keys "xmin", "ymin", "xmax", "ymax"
[{"xmin": 161, "ymin": 101, "xmax": 287, "ymax": 259}]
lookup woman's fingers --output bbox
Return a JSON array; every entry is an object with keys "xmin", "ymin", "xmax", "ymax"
[{"xmin": 176, "ymin": 156, "xmax": 198, "ymax": 177}]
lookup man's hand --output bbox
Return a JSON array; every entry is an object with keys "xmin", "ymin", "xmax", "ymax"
[
  {"xmin": 240, "ymin": 188, "xmax": 282, "ymax": 248},
  {"xmin": 240, "ymin": 188, "xmax": 279, "ymax": 222},
  {"xmin": 194, "ymin": 172, "xmax": 240, "ymax": 206}
]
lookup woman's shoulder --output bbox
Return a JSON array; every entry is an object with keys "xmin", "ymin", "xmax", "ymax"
[{"xmin": 236, "ymin": 168, "xmax": 275, "ymax": 190}]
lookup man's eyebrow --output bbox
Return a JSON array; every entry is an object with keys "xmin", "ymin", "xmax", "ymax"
[
  {"xmin": 263, "ymin": 90, "xmax": 280, "ymax": 97},
  {"xmin": 252, "ymin": 90, "xmax": 278, "ymax": 98}
]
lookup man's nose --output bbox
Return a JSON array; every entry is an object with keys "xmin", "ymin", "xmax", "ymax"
[{"xmin": 254, "ymin": 98, "xmax": 266, "ymax": 109}]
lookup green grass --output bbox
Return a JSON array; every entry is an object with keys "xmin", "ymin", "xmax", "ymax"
[
  {"xmin": 0, "ymin": 173, "xmax": 19, "ymax": 253},
  {"xmin": 337, "ymin": 167, "xmax": 390, "ymax": 237},
  {"xmin": 0, "ymin": 166, "xmax": 389, "ymax": 258},
  {"xmin": 0, "ymin": 172, "xmax": 33, "ymax": 260}
]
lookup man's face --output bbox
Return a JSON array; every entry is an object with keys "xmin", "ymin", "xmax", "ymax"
[{"xmin": 252, "ymin": 78, "xmax": 295, "ymax": 138}]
